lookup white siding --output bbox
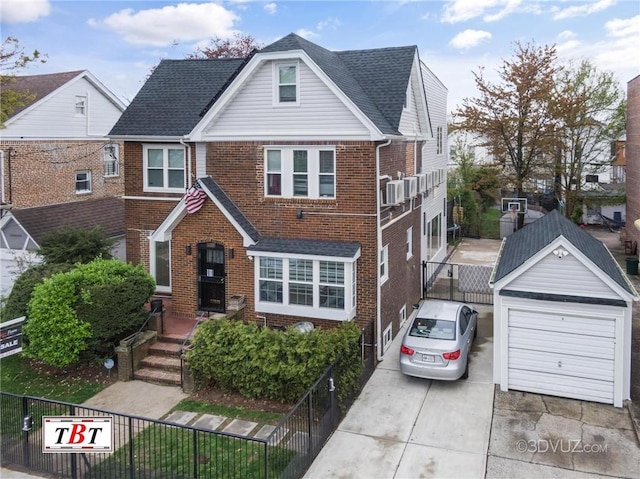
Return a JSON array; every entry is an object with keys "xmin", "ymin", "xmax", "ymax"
[
  {"xmin": 2, "ymin": 77, "xmax": 123, "ymax": 139},
  {"xmin": 421, "ymin": 62, "xmax": 448, "ymax": 264},
  {"xmin": 204, "ymin": 60, "xmax": 370, "ymax": 139},
  {"xmin": 398, "ymin": 65, "xmax": 422, "ymax": 136},
  {"xmin": 508, "ymin": 250, "xmax": 620, "ymax": 299}
]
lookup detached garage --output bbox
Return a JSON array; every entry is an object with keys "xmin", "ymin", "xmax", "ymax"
[{"xmin": 490, "ymin": 210, "xmax": 637, "ymax": 407}]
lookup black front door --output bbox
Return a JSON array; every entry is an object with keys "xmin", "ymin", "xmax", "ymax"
[{"xmin": 198, "ymin": 243, "xmax": 225, "ymax": 312}]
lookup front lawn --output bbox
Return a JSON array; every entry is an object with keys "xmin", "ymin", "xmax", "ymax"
[{"xmin": 0, "ymin": 355, "xmax": 111, "ymax": 403}]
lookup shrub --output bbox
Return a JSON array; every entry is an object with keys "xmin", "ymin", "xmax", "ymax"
[
  {"xmin": 24, "ymin": 258, "xmax": 155, "ymax": 367},
  {"xmin": 186, "ymin": 319, "xmax": 362, "ymax": 403},
  {"xmin": 2, "ymin": 263, "xmax": 72, "ymax": 322},
  {"xmin": 39, "ymin": 226, "xmax": 116, "ymax": 265}
]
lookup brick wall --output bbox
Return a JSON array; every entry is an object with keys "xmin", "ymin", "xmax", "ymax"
[
  {"xmin": 1, "ymin": 140, "xmax": 124, "ymax": 208},
  {"xmin": 124, "ymin": 139, "xmax": 422, "ymax": 338},
  {"xmin": 626, "ymin": 76, "xmax": 640, "ymax": 247}
]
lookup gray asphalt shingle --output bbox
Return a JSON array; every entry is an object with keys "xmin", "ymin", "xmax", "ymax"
[{"xmin": 493, "ymin": 209, "xmax": 634, "ymax": 295}]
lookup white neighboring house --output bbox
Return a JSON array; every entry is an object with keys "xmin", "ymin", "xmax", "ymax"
[
  {"xmin": 421, "ymin": 63, "xmax": 448, "ymax": 264},
  {"xmin": 0, "ymin": 197, "xmax": 125, "ymax": 297}
]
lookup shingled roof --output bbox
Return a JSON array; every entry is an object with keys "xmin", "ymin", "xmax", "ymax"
[
  {"xmin": 4, "ymin": 70, "xmax": 84, "ymax": 118},
  {"xmin": 10, "ymin": 197, "xmax": 125, "ymax": 245},
  {"xmin": 492, "ymin": 209, "xmax": 634, "ymax": 295},
  {"xmin": 109, "ymin": 33, "xmax": 417, "ymax": 137}
]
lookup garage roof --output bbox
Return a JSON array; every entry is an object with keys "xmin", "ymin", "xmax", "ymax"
[{"xmin": 492, "ymin": 209, "xmax": 634, "ymax": 295}]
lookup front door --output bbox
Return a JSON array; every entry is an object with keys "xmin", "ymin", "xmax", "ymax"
[{"xmin": 198, "ymin": 243, "xmax": 225, "ymax": 312}]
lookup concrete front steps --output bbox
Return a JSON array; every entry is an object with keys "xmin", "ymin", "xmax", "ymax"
[{"xmin": 134, "ymin": 333, "xmax": 186, "ymax": 386}]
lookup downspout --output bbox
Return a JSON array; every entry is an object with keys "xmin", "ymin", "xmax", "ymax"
[
  {"xmin": 376, "ymin": 139, "xmax": 392, "ymax": 361},
  {"xmin": 180, "ymin": 137, "xmax": 192, "ymax": 188}
]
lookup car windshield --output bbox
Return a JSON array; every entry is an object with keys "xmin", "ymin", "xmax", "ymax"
[{"xmin": 409, "ymin": 318, "xmax": 456, "ymax": 340}]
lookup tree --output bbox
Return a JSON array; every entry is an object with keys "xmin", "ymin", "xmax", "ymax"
[
  {"xmin": 187, "ymin": 33, "xmax": 263, "ymax": 59},
  {"xmin": 38, "ymin": 226, "xmax": 116, "ymax": 265},
  {"xmin": 0, "ymin": 36, "xmax": 47, "ymax": 127},
  {"xmin": 549, "ymin": 60, "xmax": 626, "ymax": 220},
  {"xmin": 452, "ymin": 42, "xmax": 560, "ymax": 227}
]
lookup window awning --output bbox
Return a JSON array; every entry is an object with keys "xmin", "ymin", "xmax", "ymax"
[{"xmin": 248, "ymin": 238, "xmax": 361, "ymax": 260}]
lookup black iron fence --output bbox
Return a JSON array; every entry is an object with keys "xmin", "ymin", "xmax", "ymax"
[
  {"xmin": 0, "ymin": 321, "xmax": 376, "ymax": 479},
  {"xmin": 422, "ymin": 261, "xmax": 494, "ymax": 305}
]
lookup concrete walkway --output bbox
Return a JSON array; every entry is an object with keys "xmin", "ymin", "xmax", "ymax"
[{"xmin": 304, "ymin": 306, "xmax": 496, "ymax": 479}]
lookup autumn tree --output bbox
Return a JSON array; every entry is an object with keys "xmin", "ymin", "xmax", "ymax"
[
  {"xmin": 549, "ymin": 60, "xmax": 626, "ymax": 221},
  {"xmin": 188, "ymin": 33, "xmax": 263, "ymax": 59},
  {"xmin": 452, "ymin": 42, "xmax": 560, "ymax": 226},
  {"xmin": 0, "ymin": 36, "xmax": 47, "ymax": 127}
]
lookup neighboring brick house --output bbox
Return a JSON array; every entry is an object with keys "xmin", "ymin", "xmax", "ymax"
[
  {"xmin": 0, "ymin": 70, "xmax": 127, "ymax": 296},
  {"xmin": 109, "ymin": 33, "xmax": 448, "ymax": 358},
  {"xmin": 626, "ymin": 75, "xmax": 640, "ymax": 247}
]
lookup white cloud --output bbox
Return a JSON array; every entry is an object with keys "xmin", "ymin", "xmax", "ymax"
[
  {"xmin": 0, "ymin": 0, "xmax": 50, "ymax": 23},
  {"xmin": 557, "ymin": 30, "xmax": 576, "ymax": 41},
  {"xmin": 295, "ymin": 28, "xmax": 317, "ymax": 39},
  {"xmin": 264, "ymin": 3, "xmax": 277, "ymax": 15},
  {"xmin": 91, "ymin": 3, "xmax": 239, "ymax": 47},
  {"xmin": 441, "ymin": 0, "xmax": 531, "ymax": 24},
  {"xmin": 317, "ymin": 17, "xmax": 342, "ymax": 31},
  {"xmin": 551, "ymin": 0, "xmax": 616, "ymax": 20},
  {"xmin": 449, "ymin": 29, "xmax": 492, "ymax": 49}
]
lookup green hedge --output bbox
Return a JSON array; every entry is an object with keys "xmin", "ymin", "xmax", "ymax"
[{"xmin": 186, "ymin": 319, "xmax": 362, "ymax": 403}]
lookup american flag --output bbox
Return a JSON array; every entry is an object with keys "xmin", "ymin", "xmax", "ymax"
[{"xmin": 184, "ymin": 182, "xmax": 207, "ymax": 214}]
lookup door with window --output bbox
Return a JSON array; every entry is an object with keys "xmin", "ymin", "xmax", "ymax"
[{"xmin": 198, "ymin": 243, "xmax": 225, "ymax": 312}]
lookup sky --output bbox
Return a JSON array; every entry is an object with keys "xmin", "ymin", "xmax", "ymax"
[{"xmin": 1, "ymin": 0, "xmax": 639, "ymax": 115}]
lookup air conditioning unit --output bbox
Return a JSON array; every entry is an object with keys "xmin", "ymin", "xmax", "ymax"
[
  {"xmin": 404, "ymin": 176, "xmax": 418, "ymax": 198},
  {"xmin": 386, "ymin": 180, "xmax": 405, "ymax": 205},
  {"xmin": 415, "ymin": 173, "xmax": 427, "ymax": 194}
]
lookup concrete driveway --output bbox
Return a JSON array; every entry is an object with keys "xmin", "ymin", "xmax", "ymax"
[{"xmin": 304, "ymin": 306, "xmax": 496, "ymax": 478}]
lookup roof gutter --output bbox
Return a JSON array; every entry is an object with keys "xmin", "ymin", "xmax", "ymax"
[{"xmin": 376, "ymin": 138, "xmax": 392, "ymax": 361}]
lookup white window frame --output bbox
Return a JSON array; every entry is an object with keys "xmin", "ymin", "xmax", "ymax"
[
  {"xmin": 406, "ymin": 226, "xmax": 413, "ymax": 260},
  {"xmin": 399, "ymin": 304, "xmax": 407, "ymax": 328},
  {"xmin": 436, "ymin": 126, "xmax": 443, "ymax": 155},
  {"xmin": 143, "ymin": 144, "xmax": 186, "ymax": 193},
  {"xmin": 380, "ymin": 244, "xmax": 389, "ymax": 285},
  {"xmin": 75, "ymin": 170, "xmax": 91, "ymax": 194},
  {"xmin": 383, "ymin": 323, "xmax": 393, "ymax": 352},
  {"xmin": 103, "ymin": 144, "xmax": 119, "ymax": 177},
  {"xmin": 254, "ymin": 253, "xmax": 357, "ymax": 321},
  {"xmin": 273, "ymin": 61, "xmax": 300, "ymax": 106},
  {"xmin": 75, "ymin": 95, "xmax": 86, "ymax": 116},
  {"xmin": 150, "ymin": 239, "xmax": 171, "ymax": 293},
  {"xmin": 264, "ymin": 147, "xmax": 335, "ymax": 199}
]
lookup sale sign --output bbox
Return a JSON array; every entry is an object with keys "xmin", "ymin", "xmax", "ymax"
[{"xmin": 42, "ymin": 417, "xmax": 113, "ymax": 453}]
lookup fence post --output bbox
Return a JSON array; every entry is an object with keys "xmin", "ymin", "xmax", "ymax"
[
  {"xmin": 307, "ymin": 392, "xmax": 313, "ymax": 456},
  {"xmin": 129, "ymin": 417, "xmax": 135, "ymax": 479},
  {"xmin": 193, "ymin": 429, "xmax": 199, "ymax": 479},
  {"xmin": 21, "ymin": 396, "xmax": 30, "ymax": 468},
  {"xmin": 70, "ymin": 405, "xmax": 78, "ymax": 479}
]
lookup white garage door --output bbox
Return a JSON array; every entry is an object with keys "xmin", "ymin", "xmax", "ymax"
[{"xmin": 508, "ymin": 309, "xmax": 616, "ymax": 404}]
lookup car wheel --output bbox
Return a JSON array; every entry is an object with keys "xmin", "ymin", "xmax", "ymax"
[{"xmin": 461, "ymin": 359, "xmax": 469, "ymax": 380}]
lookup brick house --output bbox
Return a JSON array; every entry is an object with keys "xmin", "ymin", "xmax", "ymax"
[
  {"xmin": 626, "ymin": 75, "xmax": 640, "ymax": 248},
  {"xmin": 109, "ymin": 34, "xmax": 448, "ymax": 358},
  {"xmin": 0, "ymin": 70, "xmax": 126, "ymax": 295}
]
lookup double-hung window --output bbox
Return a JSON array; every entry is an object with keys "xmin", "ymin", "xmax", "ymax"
[
  {"xmin": 75, "ymin": 95, "xmax": 86, "ymax": 116},
  {"xmin": 143, "ymin": 144, "xmax": 186, "ymax": 192},
  {"xmin": 255, "ymin": 255, "xmax": 357, "ymax": 321},
  {"xmin": 380, "ymin": 245, "xmax": 389, "ymax": 284},
  {"xmin": 436, "ymin": 126, "xmax": 443, "ymax": 155},
  {"xmin": 75, "ymin": 171, "xmax": 91, "ymax": 194},
  {"xmin": 265, "ymin": 147, "xmax": 335, "ymax": 199},
  {"xmin": 104, "ymin": 144, "xmax": 119, "ymax": 177},
  {"xmin": 275, "ymin": 63, "xmax": 298, "ymax": 104}
]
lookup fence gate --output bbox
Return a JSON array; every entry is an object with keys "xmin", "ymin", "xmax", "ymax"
[{"xmin": 422, "ymin": 261, "xmax": 494, "ymax": 305}]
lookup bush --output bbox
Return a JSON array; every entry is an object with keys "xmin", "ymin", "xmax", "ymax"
[
  {"xmin": 2, "ymin": 263, "xmax": 72, "ymax": 322},
  {"xmin": 186, "ymin": 319, "xmax": 362, "ymax": 403},
  {"xmin": 24, "ymin": 258, "xmax": 155, "ymax": 367},
  {"xmin": 39, "ymin": 226, "xmax": 116, "ymax": 265}
]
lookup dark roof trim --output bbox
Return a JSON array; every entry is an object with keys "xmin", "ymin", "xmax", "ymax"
[
  {"xmin": 499, "ymin": 289, "xmax": 628, "ymax": 308},
  {"xmin": 248, "ymin": 238, "xmax": 361, "ymax": 258}
]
